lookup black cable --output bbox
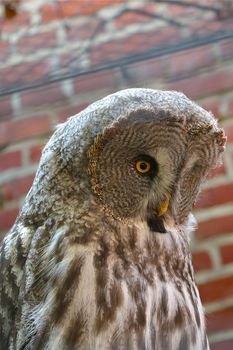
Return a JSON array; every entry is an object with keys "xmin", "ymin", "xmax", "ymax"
[{"xmin": 0, "ymin": 29, "xmax": 232, "ymax": 97}]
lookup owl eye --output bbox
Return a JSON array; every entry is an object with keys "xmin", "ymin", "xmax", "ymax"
[
  {"xmin": 136, "ymin": 160, "xmax": 151, "ymax": 173},
  {"xmin": 134, "ymin": 155, "xmax": 158, "ymax": 177}
]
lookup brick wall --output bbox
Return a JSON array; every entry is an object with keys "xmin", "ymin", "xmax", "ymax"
[{"xmin": 0, "ymin": 1, "xmax": 233, "ymax": 348}]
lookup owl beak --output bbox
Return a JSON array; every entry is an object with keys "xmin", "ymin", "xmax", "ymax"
[
  {"xmin": 147, "ymin": 216, "xmax": 166, "ymax": 234},
  {"xmin": 157, "ymin": 195, "xmax": 170, "ymax": 217},
  {"xmin": 147, "ymin": 195, "xmax": 170, "ymax": 234}
]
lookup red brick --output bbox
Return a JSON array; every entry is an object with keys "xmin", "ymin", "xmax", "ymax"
[
  {"xmin": 73, "ymin": 71, "xmax": 116, "ymax": 94},
  {"xmin": 21, "ymin": 84, "xmax": 66, "ymax": 109},
  {"xmin": 0, "ymin": 115, "xmax": 52, "ymax": 146},
  {"xmin": 207, "ymin": 164, "xmax": 225, "ymax": 180},
  {"xmin": 0, "ymin": 207, "xmax": 19, "ymax": 232},
  {"xmin": 168, "ymin": 46, "xmax": 216, "ymax": 79},
  {"xmin": 0, "ymin": 150, "xmax": 22, "ymax": 171},
  {"xmin": 56, "ymin": 103, "xmax": 89, "ymax": 123},
  {"xmin": 0, "ymin": 41, "xmax": 10, "ymax": 62},
  {"xmin": 90, "ymin": 27, "xmax": 179, "ymax": 65},
  {"xmin": 211, "ymin": 338, "xmax": 233, "ymax": 350},
  {"xmin": 166, "ymin": 68, "xmax": 233, "ymax": 98},
  {"xmin": 66, "ymin": 18, "xmax": 103, "ymax": 41},
  {"xmin": 198, "ymin": 275, "xmax": 233, "ymax": 304},
  {"xmin": 0, "ymin": 175, "xmax": 34, "ymax": 202},
  {"xmin": 207, "ymin": 306, "xmax": 233, "ymax": 334},
  {"xmin": 224, "ymin": 123, "xmax": 233, "ymax": 143},
  {"xmin": 90, "ymin": 41, "xmax": 122, "ymax": 65},
  {"xmin": 60, "ymin": 49, "xmax": 90, "ymax": 71},
  {"xmin": 114, "ymin": 4, "xmax": 156, "ymax": 29},
  {"xmin": 41, "ymin": 0, "xmax": 126, "ymax": 22},
  {"xmin": 40, "ymin": 4, "xmax": 59, "ymax": 23},
  {"xmin": 0, "ymin": 96, "xmax": 13, "ymax": 119},
  {"xmin": 196, "ymin": 183, "xmax": 233, "ymax": 210},
  {"xmin": 189, "ymin": 18, "xmax": 233, "ymax": 38},
  {"xmin": 220, "ymin": 243, "xmax": 233, "ymax": 265},
  {"xmin": 29, "ymin": 144, "xmax": 45, "ymax": 163},
  {"xmin": 61, "ymin": 0, "xmax": 126, "ymax": 17},
  {"xmin": 0, "ymin": 60, "xmax": 51, "ymax": 87},
  {"xmin": 17, "ymin": 30, "xmax": 57, "ymax": 54},
  {"xmin": 192, "ymin": 251, "xmax": 212, "ymax": 272},
  {"xmin": 196, "ymin": 215, "xmax": 233, "ymax": 240},
  {"xmin": 124, "ymin": 57, "xmax": 165, "ymax": 83},
  {"xmin": 192, "ymin": 19, "xmax": 221, "ymax": 35},
  {"xmin": 168, "ymin": 4, "xmax": 192, "ymax": 15},
  {"xmin": 0, "ymin": 12, "xmax": 30, "ymax": 33}
]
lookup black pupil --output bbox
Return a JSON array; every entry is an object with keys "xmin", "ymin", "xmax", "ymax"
[{"xmin": 140, "ymin": 162, "xmax": 148, "ymax": 170}]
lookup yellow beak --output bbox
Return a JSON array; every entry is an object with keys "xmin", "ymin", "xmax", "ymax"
[{"xmin": 157, "ymin": 196, "xmax": 170, "ymax": 217}]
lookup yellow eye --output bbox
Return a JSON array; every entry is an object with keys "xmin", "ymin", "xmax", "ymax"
[
  {"xmin": 134, "ymin": 154, "xmax": 158, "ymax": 178},
  {"xmin": 135, "ymin": 160, "xmax": 151, "ymax": 174}
]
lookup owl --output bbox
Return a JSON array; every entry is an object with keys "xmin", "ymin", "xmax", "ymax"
[{"xmin": 0, "ymin": 88, "xmax": 226, "ymax": 350}]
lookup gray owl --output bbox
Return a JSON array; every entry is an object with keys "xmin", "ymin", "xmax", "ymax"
[{"xmin": 0, "ymin": 89, "xmax": 226, "ymax": 350}]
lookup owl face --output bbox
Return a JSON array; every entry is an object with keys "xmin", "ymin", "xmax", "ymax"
[
  {"xmin": 89, "ymin": 112, "xmax": 176, "ymax": 221},
  {"xmin": 88, "ymin": 105, "xmax": 225, "ymax": 231}
]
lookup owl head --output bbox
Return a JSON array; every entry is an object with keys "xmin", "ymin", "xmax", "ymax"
[
  {"xmin": 86, "ymin": 89, "xmax": 225, "ymax": 232},
  {"xmin": 25, "ymin": 89, "xmax": 226, "ymax": 233}
]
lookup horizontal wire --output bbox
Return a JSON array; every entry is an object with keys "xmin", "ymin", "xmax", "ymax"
[{"xmin": 0, "ymin": 29, "xmax": 232, "ymax": 97}]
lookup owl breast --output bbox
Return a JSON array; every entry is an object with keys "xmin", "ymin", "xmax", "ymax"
[{"xmin": 27, "ymin": 221, "xmax": 208, "ymax": 350}]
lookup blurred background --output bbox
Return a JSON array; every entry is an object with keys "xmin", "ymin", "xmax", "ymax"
[{"xmin": 0, "ymin": 0, "xmax": 233, "ymax": 348}]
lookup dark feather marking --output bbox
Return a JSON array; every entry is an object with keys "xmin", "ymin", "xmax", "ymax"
[
  {"xmin": 15, "ymin": 236, "xmax": 27, "ymax": 267},
  {"xmin": 145, "ymin": 239, "xmax": 166, "ymax": 283},
  {"xmin": 53, "ymin": 256, "xmax": 85, "ymax": 324},
  {"xmin": 174, "ymin": 280, "xmax": 193, "ymax": 329},
  {"xmin": 136, "ymin": 304, "xmax": 147, "ymax": 329},
  {"xmin": 63, "ymin": 309, "xmax": 87, "ymax": 348},
  {"xmin": 93, "ymin": 237, "xmax": 110, "ymax": 268},
  {"xmin": 0, "ymin": 312, "xmax": 10, "ymax": 350},
  {"xmin": 156, "ymin": 261, "xmax": 166, "ymax": 283},
  {"xmin": 128, "ymin": 281, "xmax": 146, "ymax": 330},
  {"xmin": 0, "ymin": 287, "xmax": 18, "ymax": 331},
  {"xmin": 113, "ymin": 260, "xmax": 124, "ymax": 280},
  {"xmin": 174, "ymin": 303, "xmax": 185, "ymax": 329},
  {"xmin": 33, "ymin": 256, "xmax": 84, "ymax": 350},
  {"xmin": 94, "ymin": 234, "xmax": 123, "ymax": 332},
  {"xmin": 110, "ymin": 281, "xmax": 123, "ymax": 310},
  {"xmin": 187, "ymin": 283, "xmax": 201, "ymax": 329},
  {"xmin": 18, "ymin": 332, "xmax": 37, "ymax": 350},
  {"xmin": 160, "ymin": 285, "xmax": 168, "ymax": 318},
  {"xmin": 95, "ymin": 268, "xmax": 123, "ymax": 333},
  {"xmin": 128, "ymin": 225, "xmax": 137, "ymax": 250},
  {"xmin": 115, "ymin": 240, "xmax": 130, "ymax": 271},
  {"xmin": 178, "ymin": 332, "xmax": 189, "ymax": 350},
  {"xmin": 0, "ymin": 241, "xmax": 6, "ymax": 262}
]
